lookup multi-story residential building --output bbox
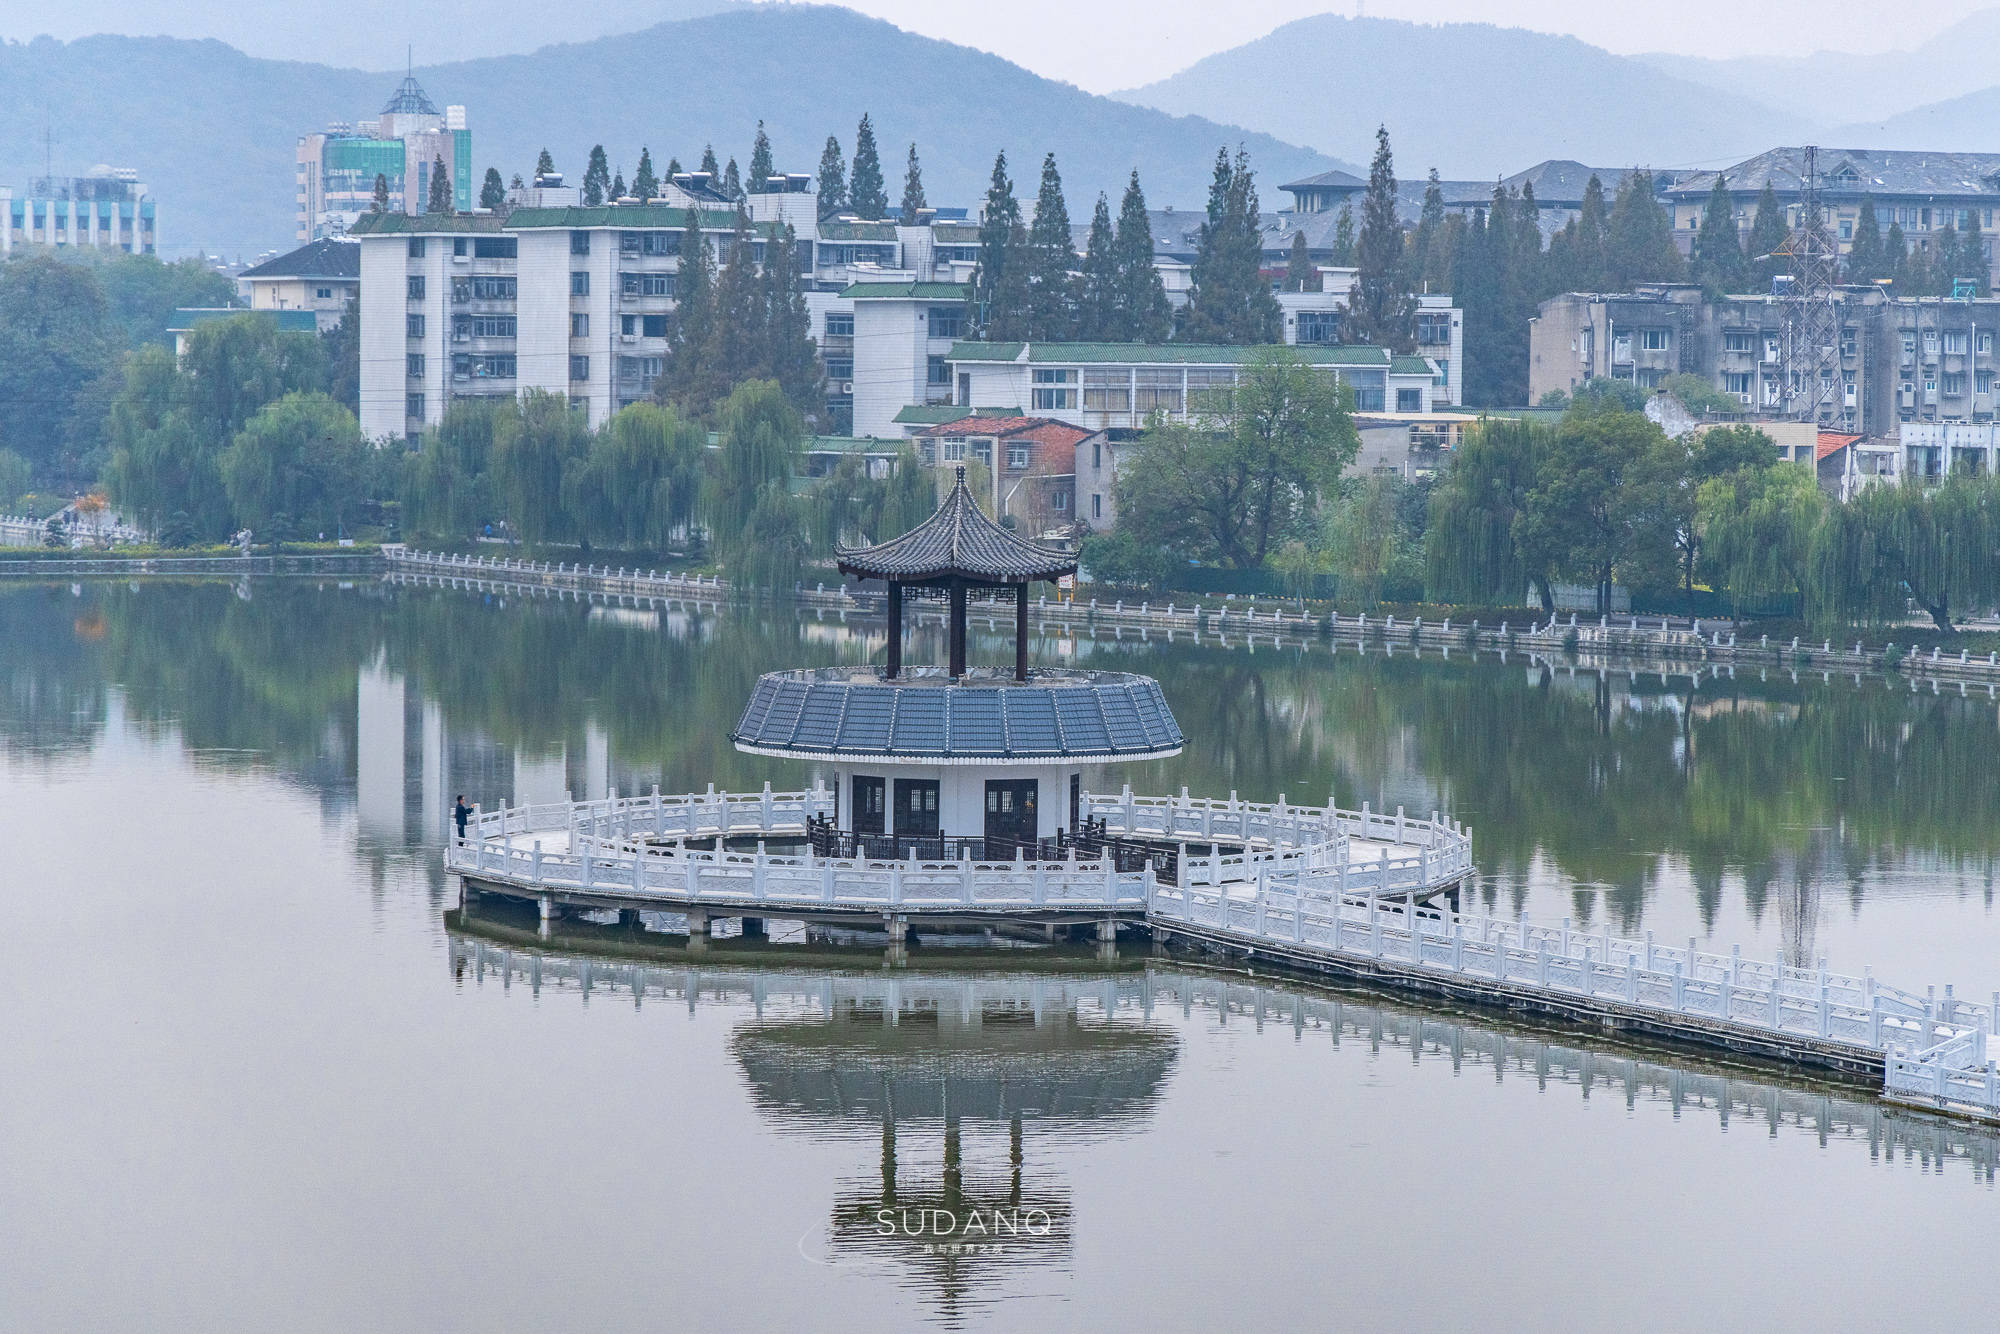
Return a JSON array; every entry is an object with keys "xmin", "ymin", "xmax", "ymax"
[
  {"xmin": 1, "ymin": 168, "xmax": 156, "ymax": 255},
  {"xmin": 236, "ymin": 238, "xmax": 359, "ymax": 333},
  {"xmin": 1276, "ymin": 160, "xmax": 1636, "ymax": 251},
  {"xmin": 1531, "ymin": 283, "xmax": 2000, "ymax": 436},
  {"xmin": 297, "ymin": 75, "xmax": 470, "ymax": 243},
  {"xmin": 1662, "ymin": 148, "xmax": 2000, "ymax": 287},
  {"xmin": 910, "ymin": 416, "xmax": 1095, "ymax": 534}
]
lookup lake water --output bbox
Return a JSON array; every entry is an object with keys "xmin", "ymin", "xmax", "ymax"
[{"xmin": 2, "ymin": 577, "xmax": 1994, "ymax": 1331}]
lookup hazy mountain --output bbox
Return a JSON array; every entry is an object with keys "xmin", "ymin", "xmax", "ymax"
[
  {"xmin": 1635, "ymin": 10, "xmax": 2000, "ymax": 130},
  {"xmin": 1826, "ymin": 84, "xmax": 2000, "ymax": 153},
  {"xmin": 0, "ymin": 6, "xmax": 1345, "ymax": 260},
  {"xmin": 1115, "ymin": 15, "xmax": 1801, "ymax": 180},
  {"xmin": 0, "ymin": 0, "xmax": 739, "ymax": 71}
]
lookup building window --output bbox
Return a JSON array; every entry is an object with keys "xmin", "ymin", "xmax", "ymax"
[
  {"xmin": 643, "ymin": 314, "xmax": 669, "ymax": 338},
  {"xmin": 406, "ymin": 393, "xmax": 425, "ymax": 419},
  {"xmin": 1053, "ymin": 490, "xmax": 1069, "ymax": 511},
  {"xmin": 1416, "ymin": 311, "xmax": 1451, "ymax": 345},
  {"xmin": 928, "ymin": 306, "xmax": 965, "ymax": 340},
  {"xmin": 1352, "ymin": 387, "xmax": 1386, "ymax": 411},
  {"xmin": 927, "ymin": 355, "xmax": 951, "ymax": 386},
  {"xmin": 1134, "ymin": 368, "xmax": 1182, "ymax": 414},
  {"xmin": 408, "ymin": 238, "xmax": 426, "ymax": 258},
  {"xmin": 1031, "ymin": 367, "xmax": 1077, "ymax": 411},
  {"xmin": 1924, "ymin": 331, "xmax": 1940, "ymax": 357},
  {"xmin": 1092, "ymin": 442, "xmax": 1102, "ymax": 469},
  {"xmin": 825, "ymin": 358, "xmax": 854, "ymax": 380},
  {"xmin": 1943, "ymin": 372, "xmax": 1967, "ymax": 396},
  {"xmin": 572, "ymin": 313, "xmax": 589, "ymax": 338},
  {"xmin": 941, "ymin": 438, "xmax": 966, "ymax": 462},
  {"xmin": 1943, "ymin": 332, "xmax": 1968, "ymax": 355},
  {"xmin": 453, "ymin": 238, "xmax": 467, "ymax": 257},
  {"xmin": 474, "ymin": 237, "xmax": 517, "ymax": 259},
  {"xmin": 1007, "ymin": 445, "xmax": 1031, "ymax": 469},
  {"xmin": 316, "ymin": 287, "xmax": 333, "ymax": 299},
  {"xmin": 406, "ymin": 314, "xmax": 425, "ymax": 339},
  {"xmin": 1395, "ymin": 388, "xmax": 1423, "ymax": 412},
  {"xmin": 407, "ymin": 276, "xmax": 426, "ymax": 300},
  {"xmin": 1083, "ymin": 368, "xmax": 1130, "ymax": 412},
  {"xmin": 620, "ymin": 272, "xmax": 674, "ymax": 297},
  {"xmin": 1091, "ymin": 493, "xmax": 1102, "ymax": 519},
  {"xmin": 621, "ymin": 314, "xmax": 636, "ymax": 335},
  {"xmin": 1723, "ymin": 330, "xmax": 1755, "ymax": 353},
  {"xmin": 825, "ymin": 312, "xmax": 854, "ymax": 337},
  {"xmin": 571, "ymin": 271, "xmax": 590, "ymax": 297},
  {"xmin": 1640, "ymin": 328, "xmax": 1670, "ymax": 351},
  {"xmin": 470, "ymin": 275, "xmax": 515, "ymax": 300},
  {"xmin": 407, "ymin": 353, "xmax": 425, "ymax": 379},
  {"xmin": 468, "ymin": 315, "xmax": 514, "ymax": 338},
  {"xmin": 1980, "ymin": 332, "xmax": 1995, "ymax": 355},
  {"xmin": 570, "ymin": 355, "xmax": 590, "ymax": 382},
  {"xmin": 1296, "ymin": 310, "xmax": 1340, "ymax": 344},
  {"xmin": 1724, "ymin": 372, "xmax": 1753, "ymax": 395},
  {"xmin": 571, "ymin": 231, "xmax": 591, "ymax": 256}
]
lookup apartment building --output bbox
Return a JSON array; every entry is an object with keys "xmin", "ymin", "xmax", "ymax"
[
  {"xmin": 1531, "ymin": 283, "xmax": 2000, "ymax": 436},
  {"xmin": 1662, "ymin": 148, "xmax": 2000, "ymax": 286},
  {"xmin": 297, "ymin": 75, "xmax": 470, "ymax": 242},
  {"xmin": 1, "ymin": 168, "xmax": 156, "ymax": 255},
  {"xmin": 237, "ymin": 238, "xmax": 359, "ymax": 333},
  {"xmin": 911, "ymin": 416, "xmax": 1096, "ymax": 534}
]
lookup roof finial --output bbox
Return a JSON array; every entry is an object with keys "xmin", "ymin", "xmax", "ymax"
[{"xmin": 954, "ymin": 463, "xmax": 966, "ymax": 485}]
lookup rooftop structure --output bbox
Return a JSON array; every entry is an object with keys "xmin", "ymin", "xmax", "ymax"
[
  {"xmin": 296, "ymin": 74, "xmax": 469, "ymax": 242},
  {"xmin": 1, "ymin": 167, "xmax": 156, "ymax": 256}
]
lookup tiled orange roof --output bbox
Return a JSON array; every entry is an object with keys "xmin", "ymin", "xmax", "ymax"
[{"xmin": 1816, "ymin": 432, "xmax": 1863, "ymax": 461}]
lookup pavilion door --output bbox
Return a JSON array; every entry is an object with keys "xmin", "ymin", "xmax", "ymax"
[
  {"xmin": 985, "ymin": 780, "xmax": 1037, "ymax": 851},
  {"xmin": 893, "ymin": 779, "xmax": 939, "ymax": 839},
  {"xmin": 852, "ymin": 776, "xmax": 886, "ymax": 834}
]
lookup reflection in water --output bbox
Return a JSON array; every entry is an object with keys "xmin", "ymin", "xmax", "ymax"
[{"xmin": 448, "ymin": 930, "xmax": 1997, "ymax": 1327}]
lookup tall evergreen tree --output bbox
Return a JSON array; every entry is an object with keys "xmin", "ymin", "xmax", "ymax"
[
  {"xmin": 371, "ymin": 174, "xmax": 389, "ymax": 212},
  {"xmin": 1454, "ymin": 206, "xmax": 1507, "ymax": 406},
  {"xmin": 1511, "ymin": 184, "xmax": 1547, "ymax": 306},
  {"xmin": 1426, "ymin": 214, "xmax": 1466, "ymax": 293},
  {"xmin": 535, "ymin": 148, "xmax": 555, "ymax": 178},
  {"xmin": 1961, "ymin": 211, "xmax": 1988, "ymax": 296},
  {"xmin": 849, "ymin": 114, "xmax": 887, "ymax": 219},
  {"xmin": 970, "ymin": 151, "xmax": 1030, "ymax": 341},
  {"xmin": 899, "ymin": 144, "xmax": 927, "ymax": 225},
  {"xmin": 816, "ymin": 135, "xmax": 846, "ymax": 219},
  {"xmin": 665, "ymin": 157, "xmax": 682, "ymax": 178},
  {"xmin": 1746, "ymin": 182, "xmax": 1788, "ymax": 291},
  {"xmin": 583, "ymin": 145, "xmax": 610, "ymax": 207},
  {"xmin": 722, "ymin": 158, "xmax": 742, "ymax": 200},
  {"xmin": 1112, "ymin": 170, "xmax": 1172, "ymax": 343},
  {"xmin": 633, "ymin": 148, "xmax": 658, "ymax": 202},
  {"xmin": 479, "ymin": 167, "xmax": 506, "ymax": 211},
  {"xmin": 1284, "ymin": 231, "xmax": 1318, "ymax": 292},
  {"xmin": 1691, "ymin": 174, "xmax": 1747, "ymax": 292},
  {"xmin": 1883, "ymin": 220, "xmax": 1909, "ymax": 291},
  {"xmin": 1605, "ymin": 170, "xmax": 1685, "ymax": 288},
  {"xmin": 1023, "ymin": 153, "xmax": 1077, "ymax": 341},
  {"xmin": 1182, "ymin": 147, "xmax": 1278, "ymax": 344},
  {"xmin": 662, "ymin": 208, "xmax": 715, "ymax": 408},
  {"xmin": 706, "ymin": 203, "xmax": 762, "ymax": 396},
  {"xmin": 427, "ymin": 155, "xmax": 453, "ymax": 214},
  {"xmin": 699, "ymin": 144, "xmax": 721, "ymax": 178},
  {"xmin": 747, "ymin": 121, "xmax": 773, "ymax": 194},
  {"xmin": 1330, "ymin": 205, "xmax": 1356, "ymax": 266},
  {"xmin": 1846, "ymin": 195, "xmax": 1884, "ymax": 284},
  {"xmin": 1077, "ymin": 195, "xmax": 1118, "ymax": 340},
  {"xmin": 761, "ymin": 222, "xmax": 824, "ymax": 419},
  {"xmin": 1482, "ymin": 189, "xmax": 1529, "ymax": 405},
  {"xmin": 1347, "ymin": 127, "xmax": 1415, "ymax": 352},
  {"xmin": 610, "ymin": 168, "xmax": 626, "ymax": 201},
  {"xmin": 1570, "ymin": 174, "xmax": 1610, "ymax": 291},
  {"xmin": 1409, "ymin": 168, "xmax": 1446, "ymax": 291}
]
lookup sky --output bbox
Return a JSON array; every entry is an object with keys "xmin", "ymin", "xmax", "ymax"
[{"xmin": 1, "ymin": 0, "xmax": 1988, "ymax": 92}]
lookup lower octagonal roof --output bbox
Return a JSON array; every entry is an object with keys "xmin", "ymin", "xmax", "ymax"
[{"xmin": 731, "ymin": 667, "xmax": 1182, "ymax": 764}]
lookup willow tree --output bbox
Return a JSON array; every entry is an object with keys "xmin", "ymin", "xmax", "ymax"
[
  {"xmin": 1696, "ymin": 463, "xmax": 1825, "ymax": 619},
  {"xmin": 562, "ymin": 401, "xmax": 705, "ymax": 551},
  {"xmin": 705, "ymin": 378, "xmax": 802, "ymax": 543},
  {"xmin": 491, "ymin": 389, "xmax": 592, "ymax": 545},
  {"xmin": 1809, "ymin": 476, "xmax": 2000, "ymax": 632},
  {"xmin": 1424, "ymin": 415, "xmax": 1550, "ymax": 607}
]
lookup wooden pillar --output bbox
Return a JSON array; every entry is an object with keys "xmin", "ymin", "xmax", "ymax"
[
  {"xmin": 949, "ymin": 581, "xmax": 967, "ymax": 678},
  {"xmin": 886, "ymin": 581, "xmax": 903, "ymax": 679},
  {"xmin": 1015, "ymin": 582, "xmax": 1029, "ymax": 681}
]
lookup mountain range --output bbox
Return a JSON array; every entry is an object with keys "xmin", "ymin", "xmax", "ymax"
[{"xmin": 0, "ymin": 6, "xmax": 1346, "ymax": 260}]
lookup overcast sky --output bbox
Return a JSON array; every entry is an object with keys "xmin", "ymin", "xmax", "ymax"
[{"xmin": 5, "ymin": 0, "xmax": 1988, "ymax": 92}]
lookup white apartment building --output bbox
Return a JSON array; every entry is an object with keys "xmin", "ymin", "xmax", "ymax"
[
  {"xmin": 237, "ymin": 237, "xmax": 359, "ymax": 333},
  {"xmin": 2, "ymin": 168, "xmax": 156, "ymax": 255}
]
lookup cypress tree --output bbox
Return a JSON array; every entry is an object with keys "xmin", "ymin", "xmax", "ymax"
[
  {"xmin": 1112, "ymin": 170, "xmax": 1172, "ymax": 343},
  {"xmin": 610, "ymin": 169, "xmax": 625, "ymax": 201},
  {"xmin": 479, "ymin": 167, "xmax": 506, "ymax": 211},
  {"xmin": 722, "ymin": 158, "xmax": 742, "ymax": 200},
  {"xmin": 970, "ymin": 151, "xmax": 1029, "ymax": 341},
  {"xmin": 748, "ymin": 121, "xmax": 773, "ymax": 194},
  {"xmin": 1347, "ymin": 127, "xmax": 1415, "ymax": 352},
  {"xmin": 762, "ymin": 222, "xmax": 824, "ymax": 419},
  {"xmin": 665, "ymin": 157, "xmax": 682, "ymax": 178},
  {"xmin": 1454, "ymin": 206, "xmax": 1506, "ymax": 406},
  {"xmin": 1691, "ymin": 173, "xmax": 1747, "ymax": 292},
  {"xmin": 849, "ymin": 114, "xmax": 886, "ymax": 219},
  {"xmin": 633, "ymin": 148, "xmax": 658, "ymax": 203},
  {"xmin": 707, "ymin": 202, "xmax": 762, "ymax": 394},
  {"xmin": 1409, "ymin": 168, "xmax": 1446, "ymax": 290},
  {"xmin": 1961, "ymin": 211, "xmax": 1988, "ymax": 295},
  {"xmin": 1570, "ymin": 174, "xmax": 1610, "ymax": 290},
  {"xmin": 1284, "ymin": 231, "xmax": 1317, "ymax": 292},
  {"xmin": 1077, "ymin": 194, "xmax": 1118, "ymax": 340},
  {"xmin": 699, "ymin": 145, "xmax": 721, "ymax": 178},
  {"xmin": 1330, "ymin": 205, "xmax": 1356, "ymax": 266},
  {"xmin": 1746, "ymin": 182, "xmax": 1788, "ymax": 291},
  {"xmin": 1606, "ymin": 170, "xmax": 1684, "ymax": 288},
  {"xmin": 900, "ymin": 144, "xmax": 926, "ymax": 225},
  {"xmin": 427, "ymin": 155, "xmax": 453, "ymax": 214},
  {"xmin": 663, "ymin": 207, "xmax": 714, "ymax": 408},
  {"xmin": 1846, "ymin": 195, "xmax": 1883, "ymax": 284},
  {"xmin": 1883, "ymin": 221, "xmax": 1909, "ymax": 290},
  {"xmin": 816, "ymin": 135, "xmax": 846, "ymax": 218},
  {"xmin": 1183, "ymin": 148, "xmax": 1278, "ymax": 343},
  {"xmin": 1426, "ymin": 214, "xmax": 1466, "ymax": 293},
  {"xmin": 1024, "ymin": 153, "xmax": 1076, "ymax": 341},
  {"xmin": 536, "ymin": 148, "xmax": 555, "ymax": 178},
  {"xmin": 372, "ymin": 174, "xmax": 389, "ymax": 212},
  {"xmin": 1511, "ymin": 184, "xmax": 1547, "ymax": 307},
  {"xmin": 583, "ymin": 145, "xmax": 610, "ymax": 207}
]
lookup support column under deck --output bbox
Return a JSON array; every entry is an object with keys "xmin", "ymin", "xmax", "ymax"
[
  {"xmin": 1015, "ymin": 582, "xmax": 1029, "ymax": 682},
  {"xmin": 948, "ymin": 582, "xmax": 967, "ymax": 678},
  {"xmin": 886, "ymin": 581, "xmax": 902, "ymax": 679}
]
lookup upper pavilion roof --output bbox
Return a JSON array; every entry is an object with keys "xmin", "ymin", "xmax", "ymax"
[{"xmin": 835, "ymin": 468, "xmax": 1076, "ymax": 585}]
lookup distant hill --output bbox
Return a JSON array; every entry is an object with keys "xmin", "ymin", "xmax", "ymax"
[
  {"xmin": 1826, "ymin": 85, "xmax": 2000, "ymax": 152},
  {"xmin": 0, "ymin": 6, "xmax": 1346, "ymax": 260},
  {"xmin": 1115, "ymin": 15, "xmax": 1801, "ymax": 180},
  {"xmin": 1636, "ymin": 10, "xmax": 2000, "ymax": 130}
]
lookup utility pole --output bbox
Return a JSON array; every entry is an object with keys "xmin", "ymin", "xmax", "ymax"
[{"xmin": 1780, "ymin": 145, "xmax": 1843, "ymax": 425}]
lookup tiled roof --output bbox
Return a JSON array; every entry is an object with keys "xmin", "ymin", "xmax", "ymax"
[
  {"xmin": 836, "ymin": 469, "xmax": 1076, "ymax": 583},
  {"xmin": 502, "ymin": 203, "xmax": 757, "ymax": 232},
  {"xmin": 1390, "ymin": 356, "xmax": 1439, "ymax": 375},
  {"xmin": 239, "ymin": 237, "xmax": 359, "ymax": 281},
  {"xmin": 731, "ymin": 667, "xmax": 1182, "ymax": 760},
  {"xmin": 916, "ymin": 416, "xmax": 1092, "ymax": 448},
  {"xmin": 891, "ymin": 404, "xmax": 1025, "ymax": 425},
  {"xmin": 818, "ymin": 219, "xmax": 901, "ymax": 241},
  {"xmin": 841, "ymin": 281, "xmax": 970, "ymax": 300},
  {"xmin": 1281, "ymin": 169, "xmax": 1367, "ymax": 193},
  {"xmin": 1666, "ymin": 147, "xmax": 2000, "ymax": 201},
  {"xmin": 1817, "ymin": 431, "xmax": 1864, "ymax": 461},
  {"xmin": 346, "ymin": 211, "xmax": 506, "ymax": 234},
  {"xmin": 945, "ymin": 340, "xmax": 1393, "ymax": 366}
]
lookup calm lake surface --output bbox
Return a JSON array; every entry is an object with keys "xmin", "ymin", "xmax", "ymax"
[{"xmin": 2, "ymin": 576, "xmax": 1995, "ymax": 1331}]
